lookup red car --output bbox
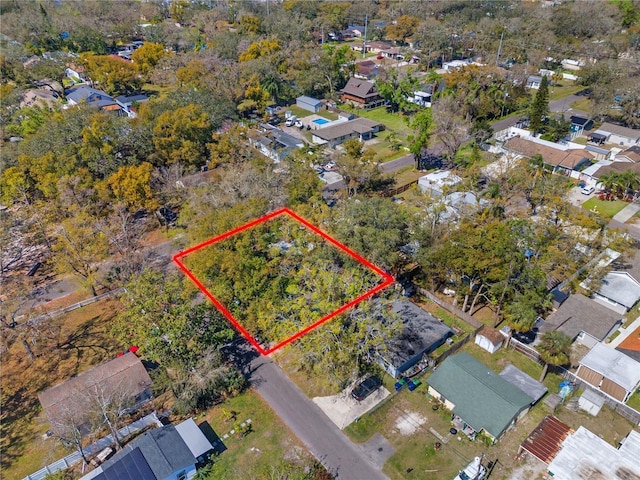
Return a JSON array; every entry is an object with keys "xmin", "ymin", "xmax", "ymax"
[{"xmin": 376, "ymin": 54, "xmax": 384, "ymax": 59}]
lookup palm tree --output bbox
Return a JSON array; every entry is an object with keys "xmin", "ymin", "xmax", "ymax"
[
  {"xmin": 261, "ymin": 74, "xmax": 282, "ymax": 104},
  {"xmin": 537, "ymin": 331, "xmax": 572, "ymax": 382},
  {"xmin": 597, "ymin": 172, "xmax": 619, "ymax": 197}
]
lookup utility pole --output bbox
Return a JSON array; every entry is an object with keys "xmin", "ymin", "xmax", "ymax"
[
  {"xmin": 266, "ymin": 0, "xmax": 269, "ymax": 17},
  {"xmin": 496, "ymin": 30, "xmax": 504, "ymax": 66},
  {"xmin": 363, "ymin": 14, "xmax": 368, "ymax": 58},
  {"xmin": 321, "ymin": 25, "xmax": 324, "ymax": 45}
]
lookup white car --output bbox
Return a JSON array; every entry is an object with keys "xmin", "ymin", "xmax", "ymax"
[
  {"xmin": 581, "ymin": 185, "xmax": 595, "ymax": 195},
  {"xmin": 454, "ymin": 457, "xmax": 486, "ymax": 480}
]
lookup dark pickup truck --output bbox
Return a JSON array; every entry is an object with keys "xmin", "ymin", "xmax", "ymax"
[{"xmin": 351, "ymin": 376, "xmax": 382, "ymax": 401}]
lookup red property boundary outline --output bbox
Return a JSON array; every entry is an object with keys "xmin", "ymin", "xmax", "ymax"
[{"xmin": 173, "ymin": 207, "xmax": 395, "ymax": 356}]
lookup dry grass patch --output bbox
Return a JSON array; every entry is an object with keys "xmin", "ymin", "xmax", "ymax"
[{"xmin": 1, "ymin": 299, "xmax": 124, "ymax": 480}]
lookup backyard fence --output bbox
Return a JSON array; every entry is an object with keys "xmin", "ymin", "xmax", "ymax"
[
  {"xmin": 23, "ymin": 411, "xmax": 161, "ymax": 480},
  {"xmin": 14, "ymin": 288, "xmax": 124, "ymax": 328},
  {"xmin": 416, "ymin": 288, "xmax": 483, "ymax": 328},
  {"xmin": 384, "ymin": 179, "xmax": 418, "ymax": 198},
  {"xmin": 556, "ymin": 368, "xmax": 640, "ymax": 426},
  {"xmin": 506, "ymin": 337, "xmax": 544, "ymax": 365}
]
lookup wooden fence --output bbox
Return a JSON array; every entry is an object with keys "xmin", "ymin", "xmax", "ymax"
[
  {"xmin": 384, "ymin": 179, "xmax": 418, "ymax": 198},
  {"xmin": 416, "ymin": 288, "xmax": 483, "ymax": 328}
]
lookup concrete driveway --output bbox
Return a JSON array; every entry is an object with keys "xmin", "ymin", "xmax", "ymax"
[
  {"xmin": 313, "ymin": 386, "xmax": 392, "ymax": 429},
  {"xmin": 566, "ymin": 185, "xmax": 593, "ymax": 207}
]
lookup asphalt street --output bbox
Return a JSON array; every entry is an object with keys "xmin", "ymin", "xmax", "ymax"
[{"xmin": 226, "ymin": 341, "xmax": 389, "ymax": 480}]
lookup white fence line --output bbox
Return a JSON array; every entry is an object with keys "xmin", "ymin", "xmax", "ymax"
[{"xmin": 23, "ymin": 411, "xmax": 161, "ymax": 480}]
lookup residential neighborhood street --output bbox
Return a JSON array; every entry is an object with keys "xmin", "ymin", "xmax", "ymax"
[{"xmin": 225, "ymin": 341, "xmax": 389, "ymax": 480}]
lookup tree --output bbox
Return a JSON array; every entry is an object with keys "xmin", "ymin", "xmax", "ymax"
[
  {"xmin": 537, "ymin": 331, "xmax": 571, "ymax": 381},
  {"xmin": 238, "ymin": 38, "xmax": 281, "ymax": 62},
  {"xmin": 113, "ymin": 270, "xmax": 235, "ymax": 369},
  {"xmin": 376, "ymin": 69, "xmax": 419, "ymax": 114},
  {"xmin": 153, "ymin": 104, "xmax": 212, "ymax": 167},
  {"xmin": 406, "ymin": 110, "xmax": 433, "ymax": 168},
  {"xmin": 52, "ymin": 211, "xmax": 110, "ymax": 296},
  {"xmin": 432, "ymin": 95, "xmax": 471, "ymax": 163},
  {"xmin": 107, "ymin": 162, "xmax": 159, "ymax": 212},
  {"xmin": 335, "ymin": 139, "xmax": 380, "ymax": 197},
  {"xmin": 529, "ymin": 75, "xmax": 549, "ymax": 134},
  {"xmin": 131, "ymin": 42, "xmax": 167, "ymax": 76},
  {"xmin": 80, "ymin": 54, "xmax": 141, "ymax": 95},
  {"xmin": 385, "ymin": 15, "xmax": 420, "ymax": 44}
]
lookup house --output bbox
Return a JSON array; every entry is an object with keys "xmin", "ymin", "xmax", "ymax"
[
  {"xmin": 502, "ymin": 136, "xmax": 593, "ymax": 174},
  {"xmin": 569, "ymin": 115, "xmax": 593, "ymax": 137},
  {"xmin": 498, "ymin": 364, "xmax": 548, "ymax": 404},
  {"xmin": 296, "ymin": 95, "xmax": 323, "ymax": 113},
  {"xmin": 366, "ymin": 41, "xmax": 393, "ymax": 53},
  {"xmin": 65, "ymin": 86, "xmax": 123, "ymax": 114},
  {"xmin": 426, "ymin": 353, "xmax": 534, "ymax": 442},
  {"xmin": 85, "ymin": 418, "xmax": 213, "ymax": 480},
  {"xmin": 375, "ymin": 300, "xmax": 454, "ymax": 378},
  {"xmin": 474, "ymin": 326, "xmax": 504, "ymax": 354},
  {"xmin": 518, "ymin": 416, "xmax": 572, "ymax": 465},
  {"xmin": 341, "ymin": 24, "xmax": 366, "ymax": 38},
  {"xmin": 587, "ymin": 131, "xmax": 608, "ymax": 145},
  {"xmin": 311, "ymin": 117, "xmax": 382, "ymax": 147},
  {"xmin": 249, "ymin": 124, "xmax": 305, "ymax": 162},
  {"xmin": 592, "ymin": 161, "xmax": 640, "ymax": 181},
  {"xmin": 65, "ymin": 62, "xmax": 88, "ymax": 83},
  {"xmin": 584, "ymin": 144, "xmax": 611, "ymax": 161},
  {"xmin": 355, "ymin": 60, "xmax": 380, "ymax": 80},
  {"xmin": 526, "ymin": 75, "xmax": 543, "ymax": 89},
  {"xmin": 560, "ymin": 58, "xmax": 585, "ymax": 71},
  {"xmin": 591, "ymin": 122, "xmax": 640, "ymax": 147},
  {"xmin": 540, "ymin": 294, "xmax": 623, "ymax": 348},
  {"xmin": 115, "ymin": 94, "xmax": 149, "ymax": 118},
  {"xmin": 592, "ymin": 271, "xmax": 640, "ymax": 314},
  {"xmin": 340, "ymin": 78, "xmax": 384, "ymax": 109},
  {"xmin": 576, "ymin": 343, "xmax": 640, "ymax": 402},
  {"xmin": 442, "ymin": 58, "xmax": 474, "ymax": 71},
  {"xmin": 547, "ymin": 427, "xmax": 640, "ymax": 480},
  {"xmin": 615, "ymin": 145, "xmax": 640, "ymax": 163},
  {"xmin": 38, "ymin": 353, "xmax": 152, "ymax": 437},
  {"xmin": 417, "ymin": 170, "xmax": 462, "ymax": 197}
]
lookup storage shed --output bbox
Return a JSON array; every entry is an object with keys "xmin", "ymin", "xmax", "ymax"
[
  {"xmin": 475, "ymin": 326, "xmax": 504, "ymax": 354},
  {"xmin": 578, "ymin": 388, "xmax": 606, "ymax": 416},
  {"xmin": 296, "ymin": 95, "xmax": 323, "ymax": 113}
]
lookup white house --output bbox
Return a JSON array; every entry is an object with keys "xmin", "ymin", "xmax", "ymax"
[
  {"xmin": 592, "ymin": 271, "xmax": 640, "ymax": 314},
  {"xmin": 592, "ymin": 122, "xmax": 640, "ymax": 147},
  {"xmin": 417, "ymin": 170, "xmax": 462, "ymax": 197}
]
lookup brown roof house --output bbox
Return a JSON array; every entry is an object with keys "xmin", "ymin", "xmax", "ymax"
[
  {"xmin": 340, "ymin": 78, "xmax": 384, "ymax": 109},
  {"xmin": 503, "ymin": 137, "xmax": 593, "ymax": 174},
  {"xmin": 39, "ymin": 353, "xmax": 152, "ymax": 437},
  {"xmin": 518, "ymin": 415, "xmax": 572, "ymax": 465}
]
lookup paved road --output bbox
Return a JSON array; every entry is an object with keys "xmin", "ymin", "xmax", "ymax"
[
  {"xmin": 226, "ymin": 341, "xmax": 389, "ymax": 480},
  {"xmin": 378, "ymin": 153, "xmax": 414, "ymax": 173}
]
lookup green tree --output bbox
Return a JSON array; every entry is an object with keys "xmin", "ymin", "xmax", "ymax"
[
  {"xmin": 153, "ymin": 104, "xmax": 212, "ymax": 167},
  {"xmin": 80, "ymin": 54, "xmax": 142, "ymax": 95},
  {"xmin": 406, "ymin": 110, "xmax": 433, "ymax": 168},
  {"xmin": 335, "ymin": 139, "xmax": 380, "ymax": 197},
  {"xmin": 537, "ymin": 331, "xmax": 572, "ymax": 381},
  {"xmin": 107, "ymin": 162, "xmax": 159, "ymax": 212},
  {"xmin": 114, "ymin": 270, "xmax": 236, "ymax": 369},
  {"xmin": 529, "ymin": 75, "xmax": 549, "ymax": 134},
  {"xmin": 131, "ymin": 42, "xmax": 167, "ymax": 76}
]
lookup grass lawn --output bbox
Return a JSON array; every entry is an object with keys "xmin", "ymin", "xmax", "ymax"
[
  {"xmin": 570, "ymin": 97, "xmax": 591, "ymax": 111},
  {"xmin": 626, "ymin": 391, "xmax": 640, "ymax": 412},
  {"xmin": 549, "ymin": 83, "xmax": 585, "ymax": 101},
  {"xmin": 571, "ymin": 136, "xmax": 588, "ymax": 145},
  {"xmin": 340, "ymin": 104, "xmax": 413, "ymax": 137},
  {"xmin": 582, "ymin": 197, "xmax": 629, "ymax": 218},
  {"xmin": 345, "ymin": 339, "xmax": 637, "ymax": 479},
  {"xmin": 284, "ymin": 105, "xmax": 315, "ymax": 120},
  {"xmin": 199, "ymin": 389, "xmax": 315, "ymax": 479},
  {"xmin": 1, "ymin": 299, "xmax": 124, "ymax": 480},
  {"xmin": 386, "ymin": 166, "xmax": 422, "ymax": 188}
]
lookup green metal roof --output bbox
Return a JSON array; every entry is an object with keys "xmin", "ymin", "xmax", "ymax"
[{"xmin": 427, "ymin": 353, "xmax": 534, "ymax": 438}]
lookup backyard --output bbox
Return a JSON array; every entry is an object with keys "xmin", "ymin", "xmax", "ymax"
[
  {"xmin": 1, "ymin": 298, "xmax": 124, "ymax": 480},
  {"xmin": 344, "ymin": 340, "xmax": 637, "ymax": 480}
]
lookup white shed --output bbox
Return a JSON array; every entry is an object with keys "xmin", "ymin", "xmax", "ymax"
[
  {"xmin": 578, "ymin": 388, "xmax": 605, "ymax": 416},
  {"xmin": 474, "ymin": 326, "xmax": 504, "ymax": 354}
]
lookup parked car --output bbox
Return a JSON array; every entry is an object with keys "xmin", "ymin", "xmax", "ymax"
[
  {"xmin": 351, "ymin": 376, "xmax": 382, "ymax": 401},
  {"xmin": 376, "ymin": 54, "xmax": 384, "ymax": 59},
  {"xmin": 512, "ymin": 328, "xmax": 538, "ymax": 345},
  {"xmin": 581, "ymin": 185, "xmax": 595, "ymax": 195}
]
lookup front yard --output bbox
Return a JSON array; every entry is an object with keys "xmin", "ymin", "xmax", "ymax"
[{"xmin": 582, "ymin": 197, "xmax": 629, "ymax": 218}]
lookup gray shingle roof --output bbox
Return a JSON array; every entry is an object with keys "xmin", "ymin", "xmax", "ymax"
[
  {"xmin": 499, "ymin": 364, "xmax": 548, "ymax": 403},
  {"xmin": 427, "ymin": 353, "xmax": 533, "ymax": 438},
  {"xmin": 379, "ymin": 300, "xmax": 454, "ymax": 368},
  {"xmin": 99, "ymin": 424, "xmax": 195, "ymax": 479},
  {"xmin": 312, "ymin": 117, "xmax": 380, "ymax": 141},
  {"xmin": 540, "ymin": 293, "xmax": 622, "ymax": 340},
  {"xmin": 66, "ymin": 86, "xmax": 116, "ymax": 108}
]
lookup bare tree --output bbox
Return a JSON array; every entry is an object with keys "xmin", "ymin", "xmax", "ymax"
[{"xmin": 432, "ymin": 96, "xmax": 471, "ymax": 163}]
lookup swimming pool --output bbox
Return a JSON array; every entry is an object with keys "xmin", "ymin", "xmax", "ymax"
[{"xmin": 313, "ymin": 118, "xmax": 330, "ymax": 125}]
